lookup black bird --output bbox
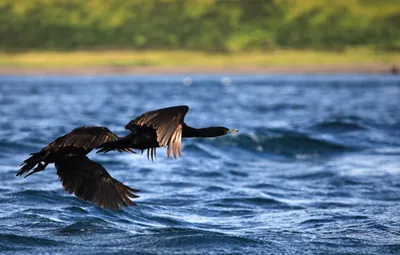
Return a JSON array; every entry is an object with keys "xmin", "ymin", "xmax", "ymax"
[
  {"xmin": 97, "ymin": 105, "xmax": 239, "ymax": 159},
  {"xmin": 17, "ymin": 126, "xmax": 138, "ymax": 210}
]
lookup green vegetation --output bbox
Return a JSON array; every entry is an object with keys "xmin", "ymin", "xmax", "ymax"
[
  {"xmin": 0, "ymin": 0, "xmax": 399, "ymax": 52},
  {"xmin": 0, "ymin": 49, "xmax": 399, "ymax": 68}
]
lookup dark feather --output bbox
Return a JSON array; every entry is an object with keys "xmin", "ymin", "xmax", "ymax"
[
  {"xmin": 45, "ymin": 126, "xmax": 119, "ymax": 152},
  {"xmin": 96, "ymin": 135, "xmax": 136, "ymax": 154},
  {"xmin": 55, "ymin": 155, "xmax": 139, "ymax": 210},
  {"xmin": 16, "ymin": 153, "xmax": 45, "ymax": 176},
  {"xmin": 18, "ymin": 126, "xmax": 133, "ymax": 177},
  {"xmin": 124, "ymin": 105, "xmax": 189, "ymax": 159}
]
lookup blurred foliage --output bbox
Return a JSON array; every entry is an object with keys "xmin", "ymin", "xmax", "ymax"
[{"xmin": 0, "ymin": 0, "xmax": 399, "ymax": 52}]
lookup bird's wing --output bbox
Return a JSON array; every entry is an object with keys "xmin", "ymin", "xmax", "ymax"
[
  {"xmin": 55, "ymin": 155, "xmax": 139, "ymax": 210},
  {"xmin": 125, "ymin": 105, "xmax": 189, "ymax": 158},
  {"xmin": 44, "ymin": 126, "xmax": 132, "ymax": 153},
  {"xmin": 17, "ymin": 126, "xmax": 133, "ymax": 178}
]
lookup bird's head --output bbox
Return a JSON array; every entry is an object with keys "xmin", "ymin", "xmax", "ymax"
[{"xmin": 222, "ymin": 127, "xmax": 239, "ymax": 135}]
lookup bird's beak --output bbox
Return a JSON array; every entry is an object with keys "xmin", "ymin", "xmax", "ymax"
[{"xmin": 228, "ymin": 129, "xmax": 239, "ymax": 133}]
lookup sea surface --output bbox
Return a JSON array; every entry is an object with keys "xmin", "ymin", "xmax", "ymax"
[{"xmin": 0, "ymin": 74, "xmax": 399, "ymax": 254}]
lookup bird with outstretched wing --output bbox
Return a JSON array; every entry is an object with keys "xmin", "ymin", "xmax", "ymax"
[
  {"xmin": 97, "ymin": 105, "xmax": 238, "ymax": 160},
  {"xmin": 17, "ymin": 106, "xmax": 238, "ymax": 210},
  {"xmin": 17, "ymin": 126, "xmax": 138, "ymax": 210}
]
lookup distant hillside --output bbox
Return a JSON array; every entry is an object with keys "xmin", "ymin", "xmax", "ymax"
[{"xmin": 0, "ymin": 0, "xmax": 399, "ymax": 51}]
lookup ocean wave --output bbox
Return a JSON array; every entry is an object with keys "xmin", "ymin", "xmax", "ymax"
[
  {"xmin": 198, "ymin": 129, "xmax": 350, "ymax": 158},
  {"xmin": 63, "ymin": 206, "xmax": 90, "ymax": 214},
  {"xmin": 144, "ymin": 227, "xmax": 262, "ymax": 249},
  {"xmin": 306, "ymin": 201, "xmax": 353, "ymax": 209},
  {"xmin": 1, "ymin": 75, "xmax": 400, "ymax": 255},
  {"xmin": 285, "ymin": 170, "xmax": 337, "ymax": 180},
  {"xmin": 57, "ymin": 219, "xmax": 117, "ymax": 235},
  {"xmin": 204, "ymin": 186, "xmax": 225, "ymax": 192},
  {"xmin": 209, "ymin": 196, "xmax": 302, "ymax": 210},
  {"xmin": 254, "ymin": 103, "xmax": 306, "ymax": 112},
  {"xmin": 0, "ymin": 234, "xmax": 62, "ymax": 248},
  {"xmin": 311, "ymin": 120, "xmax": 367, "ymax": 133},
  {"xmin": 9, "ymin": 190, "xmax": 91, "ymax": 208},
  {"xmin": 299, "ymin": 215, "xmax": 369, "ymax": 227}
]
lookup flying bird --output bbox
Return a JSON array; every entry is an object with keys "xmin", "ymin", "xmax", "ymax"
[
  {"xmin": 17, "ymin": 106, "xmax": 238, "ymax": 210},
  {"xmin": 97, "ymin": 105, "xmax": 239, "ymax": 159},
  {"xmin": 17, "ymin": 126, "xmax": 138, "ymax": 210}
]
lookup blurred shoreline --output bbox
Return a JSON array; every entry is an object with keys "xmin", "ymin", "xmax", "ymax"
[
  {"xmin": 1, "ymin": 49, "xmax": 399, "ymax": 75},
  {"xmin": 0, "ymin": 63, "xmax": 398, "ymax": 75}
]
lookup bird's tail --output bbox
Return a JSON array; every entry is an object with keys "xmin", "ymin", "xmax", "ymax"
[
  {"xmin": 96, "ymin": 137, "xmax": 135, "ymax": 154},
  {"xmin": 17, "ymin": 152, "xmax": 47, "ymax": 177}
]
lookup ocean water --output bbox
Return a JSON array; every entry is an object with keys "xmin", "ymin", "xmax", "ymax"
[{"xmin": 0, "ymin": 74, "xmax": 399, "ymax": 254}]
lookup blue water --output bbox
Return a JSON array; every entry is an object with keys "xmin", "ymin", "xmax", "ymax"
[{"xmin": 0, "ymin": 74, "xmax": 399, "ymax": 254}]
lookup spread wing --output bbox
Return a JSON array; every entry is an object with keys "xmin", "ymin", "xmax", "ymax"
[
  {"xmin": 44, "ymin": 126, "xmax": 131, "ymax": 153},
  {"xmin": 55, "ymin": 155, "xmax": 139, "ymax": 210},
  {"xmin": 17, "ymin": 126, "xmax": 133, "ymax": 178},
  {"xmin": 125, "ymin": 105, "xmax": 189, "ymax": 158}
]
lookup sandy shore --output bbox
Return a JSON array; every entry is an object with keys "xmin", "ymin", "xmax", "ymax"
[{"xmin": 0, "ymin": 63, "xmax": 398, "ymax": 75}]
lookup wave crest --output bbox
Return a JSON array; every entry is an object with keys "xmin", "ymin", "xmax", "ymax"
[{"xmin": 201, "ymin": 128, "xmax": 350, "ymax": 157}]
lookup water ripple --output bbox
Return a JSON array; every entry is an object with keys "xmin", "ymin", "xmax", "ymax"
[{"xmin": 0, "ymin": 75, "xmax": 399, "ymax": 254}]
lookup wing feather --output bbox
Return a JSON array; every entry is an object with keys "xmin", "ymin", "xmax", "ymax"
[
  {"xmin": 125, "ymin": 106, "xmax": 188, "ymax": 158},
  {"xmin": 18, "ymin": 126, "xmax": 135, "ymax": 177},
  {"xmin": 55, "ymin": 155, "xmax": 139, "ymax": 210},
  {"xmin": 43, "ymin": 126, "xmax": 123, "ymax": 153}
]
